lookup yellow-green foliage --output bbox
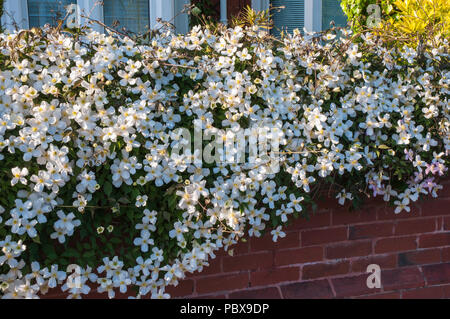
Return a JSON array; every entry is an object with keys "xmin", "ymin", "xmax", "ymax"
[
  {"xmin": 230, "ymin": 5, "xmax": 273, "ymax": 30},
  {"xmin": 386, "ymin": 0, "xmax": 450, "ymax": 40}
]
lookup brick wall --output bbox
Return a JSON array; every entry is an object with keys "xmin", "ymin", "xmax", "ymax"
[
  {"xmin": 42, "ymin": 178, "xmax": 450, "ymax": 299},
  {"xmin": 165, "ymin": 178, "xmax": 450, "ymax": 299}
]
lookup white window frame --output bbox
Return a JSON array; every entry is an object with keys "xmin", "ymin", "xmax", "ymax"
[
  {"xmin": 2, "ymin": 0, "xmax": 29, "ymax": 30},
  {"xmin": 251, "ymin": 0, "xmax": 269, "ymax": 13},
  {"xmin": 173, "ymin": 0, "xmax": 190, "ymax": 34},
  {"xmin": 77, "ymin": 0, "xmax": 104, "ymax": 33},
  {"xmin": 304, "ymin": 0, "xmax": 322, "ymax": 32},
  {"xmin": 1, "ymin": 0, "xmax": 190, "ymax": 34},
  {"xmin": 251, "ymin": 0, "xmax": 322, "ymax": 32}
]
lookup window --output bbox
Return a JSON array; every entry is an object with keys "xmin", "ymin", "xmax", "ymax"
[
  {"xmin": 2, "ymin": 0, "xmax": 189, "ymax": 34},
  {"xmin": 270, "ymin": 0, "xmax": 348, "ymax": 35},
  {"xmin": 27, "ymin": 0, "xmax": 76, "ymax": 28},
  {"xmin": 103, "ymin": 0, "xmax": 150, "ymax": 34},
  {"xmin": 271, "ymin": 0, "xmax": 305, "ymax": 37},
  {"xmin": 321, "ymin": 0, "xmax": 347, "ymax": 30}
]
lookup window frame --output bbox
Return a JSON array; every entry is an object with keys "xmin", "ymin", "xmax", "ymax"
[
  {"xmin": 1, "ymin": 0, "xmax": 190, "ymax": 34},
  {"xmin": 320, "ymin": 0, "xmax": 348, "ymax": 31},
  {"xmin": 253, "ymin": 0, "xmax": 346, "ymax": 32}
]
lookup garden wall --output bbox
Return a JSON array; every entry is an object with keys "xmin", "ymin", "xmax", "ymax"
[
  {"xmin": 43, "ymin": 178, "xmax": 450, "ymax": 299},
  {"xmin": 165, "ymin": 178, "xmax": 450, "ymax": 299}
]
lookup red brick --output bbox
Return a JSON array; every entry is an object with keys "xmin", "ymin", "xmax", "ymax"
[
  {"xmin": 222, "ymin": 252, "xmax": 273, "ymax": 272},
  {"xmin": 377, "ymin": 204, "xmax": 421, "ymax": 220},
  {"xmin": 249, "ymin": 231, "xmax": 300, "ymax": 252},
  {"xmin": 84, "ymin": 291, "xmax": 118, "ymax": 299},
  {"xmin": 275, "ymin": 246, "xmax": 323, "ymax": 266},
  {"xmin": 443, "ymin": 247, "xmax": 450, "ymax": 262},
  {"xmin": 375, "ymin": 236, "xmax": 417, "ymax": 254},
  {"xmin": 316, "ymin": 198, "xmax": 341, "ymax": 210},
  {"xmin": 312, "ymin": 189, "xmax": 347, "ymax": 210},
  {"xmin": 398, "ymin": 249, "xmax": 441, "ymax": 267},
  {"xmin": 437, "ymin": 217, "xmax": 444, "ymax": 230},
  {"xmin": 192, "ymin": 294, "xmax": 227, "ymax": 299},
  {"xmin": 193, "ymin": 257, "xmax": 222, "ymax": 276},
  {"xmin": 422, "ymin": 263, "xmax": 450, "ymax": 285},
  {"xmin": 165, "ymin": 280, "xmax": 194, "ymax": 297},
  {"xmin": 382, "ymin": 267, "xmax": 424, "ymax": 290},
  {"xmin": 402, "ymin": 286, "xmax": 445, "ymax": 299},
  {"xmin": 229, "ymin": 287, "xmax": 281, "ymax": 299},
  {"xmin": 444, "ymin": 284, "xmax": 450, "ymax": 298},
  {"xmin": 326, "ymin": 240, "xmax": 372, "ymax": 259},
  {"xmin": 349, "ymin": 222, "xmax": 393, "ymax": 240},
  {"xmin": 196, "ymin": 273, "xmax": 249, "ymax": 294},
  {"xmin": 302, "ymin": 260, "xmax": 350, "ymax": 280},
  {"xmin": 285, "ymin": 211, "xmax": 331, "ymax": 231},
  {"xmin": 421, "ymin": 199, "xmax": 450, "ymax": 216},
  {"xmin": 332, "ymin": 274, "xmax": 379, "ymax": 297},
  {"xmin": 395, "ymin": 218, "xmax": 436, "ymax": 235},
  {"xmin": 438, "ymin": 180, "xmax": 450, "ymax": 198},
  {"xmin": 217, "ymin": 241, "xmax": 249, "ymax": 257},
  {"xmin": 362, "ymin": 195, "xmax": 387, "ymax": 206},
  {"xmin": 280, "ymin": 279, "xmax": 334, "ymax": 299},
  {"xmin": 40, "ymin": 290, "xmax": 69, "ymax": 299},
  {"xmin": 419, "ymin": 232, "xmax": 450, "ymax": 248},
  {"xmin": 357, "ymin": 292, "xmax": 401, "ymax": 299},
  {"xmin": 233, "ymin": 241, "xmax": 250, "ymax": 255},
  {"xmin": 351, "ymin": 254, "xmax": 398, "ymax": 273},
  {"xmin": 332, "ymin": 206, "xmax": 378, "ymax": 226},
  {"xmin": 444, "ymin": 216, "xmax": 450, "ymax": 231},
  {"xmin": 250, "ymin": 267, "xmax": 300, "ymax": 287},
  {"xmin": 301, "ymin": 227, "xmax": 348, "ymax": 246}
]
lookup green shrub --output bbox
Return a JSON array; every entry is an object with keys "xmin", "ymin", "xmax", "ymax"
[
  {"xmin": 381, "ymin": 0, "xmax": 450, "ymax": 48},
  {"xmin": 0, "ymin": 23, "xmax": 448, "ymax": 298}
]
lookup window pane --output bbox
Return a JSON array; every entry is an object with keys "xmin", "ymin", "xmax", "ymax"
[
  {"xmin": 322, "ymin": 0, "xmax": 347, "ymax": 30},
  {"xmin": 28, "ymin": 0, "xmax": 76, "ymax": 28},
  {"xmin": 271, "ymin": 0, "xmax": 305, "ymax": 37},
  {"xmin": 103, "ymin": 0, "xmax": 150, "ymax": 34}
]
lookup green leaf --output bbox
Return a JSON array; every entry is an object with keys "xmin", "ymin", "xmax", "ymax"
[
  {"xmin": 386, "ymin": 4, "xmax": 393, "ymax": 13},
  {"xmin": 80, "ymin": 228, "xmax": 87, "ymax": 239},
  {"xmin": 118, "ymin": 197, "xmax": 131, "ymax": 204},
  {"xmin": 62, "ymin": 248, "xmax": 79, "ymax": 258},
  {"xmin": 32, "ymin": 235, "xmax": 41, "ymax": 244},
  {"xmin": 104, "ymin": 182, "xmax": 113, "ymax": 197},
  {"xmin": 110, "ymin": 237, "xmax": 123, "ymax": 244},
  {"xmin": 311, "ymin": 202, "xmax": 318, "ymax": 214}
]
